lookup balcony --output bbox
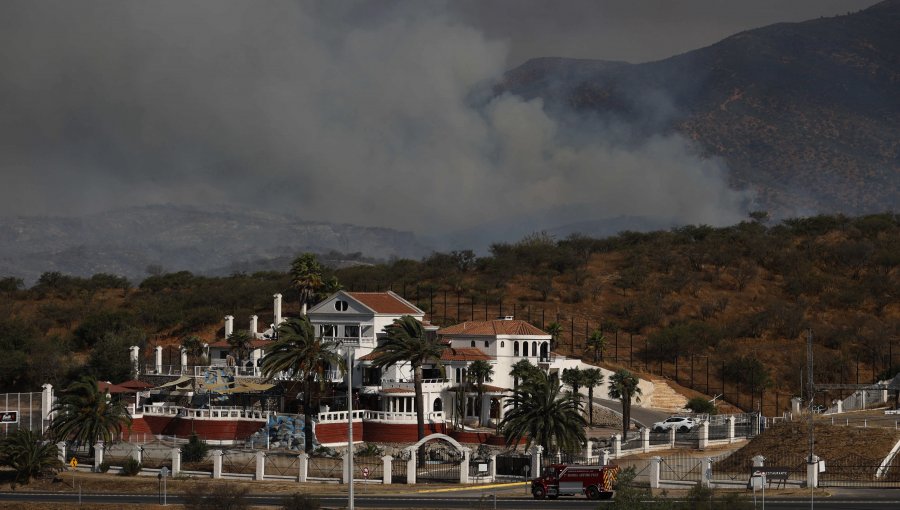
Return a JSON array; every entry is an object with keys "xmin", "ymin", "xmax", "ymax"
[
  {"xmin": 381, "ymin": 378, "xmax": 449, "ymax": 392},
  {"xmin": 321, "ymin": 336, "xmax": 375, "ymax": 347}
]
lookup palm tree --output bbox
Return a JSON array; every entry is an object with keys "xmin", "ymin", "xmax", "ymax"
[
  {"xmin": 261, "ymin": 316, "xmax": 345, "ymax": 452},
  {"xmin": 181, "ymin": 335, "xmax": 206, "ymax": 365},
  {"xmin": 226, "ymin": 330, "xmax": 254, "ymax": 367},
  {"xmin": 546, "ymin": 322, "xmax": 562, "ymax": 351},
  {"xmin": 586, "ymin": 330, "xmax": 606, "ymax": 362},
  {"xmin": 608, "ymin": 369, "xmax": 642, "ymax": 439},
  {"xmin": 500, "ymin": 371, "xmax": 585, "ymax": 453},
  {"xmin": 47, "ymin": 375, "xmax": 132, "ymax": 456},
  {"xmin": 370, "ymin": 315, "xmax": 446, "ymax": 443},
  {"xmin": 561, "ymin": 367, "xmax": 583, "ymax": 404},
  {"xmin": 581, "ymin": 368, "xmax": 605, "ymax": 427},
  {"xmin": 290, "ymin": 253, "xmax": 324, "ymax": 315},
  {"xmin": 509, "ymin": 359, "xmax": 540, "ymax": 409},
  {"xmin": 468, "ymin": 359, "xmax": 494, "ymax": 426},
  {"xmin": 0, "ymin": 428, "xmax": 62, "ymax": 484}
]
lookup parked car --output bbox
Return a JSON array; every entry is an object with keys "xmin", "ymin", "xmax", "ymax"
[{"xmin": 652, "ymin": 416, "xmax": 699, "ymax": 433}]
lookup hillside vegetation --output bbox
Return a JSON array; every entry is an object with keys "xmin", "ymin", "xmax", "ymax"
[{"xmin": 2, "ymin": 213, "xmax": 899, "ymax": 416}]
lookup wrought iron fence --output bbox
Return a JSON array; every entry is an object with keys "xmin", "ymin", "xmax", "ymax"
[
  {"xmin": 658, "ymin": 452, "xmax": 703, "ymax": 483},
  {"xmin": 416, "ymin": 442, "xmax": 463, "ymax": 483},
  {"xmin": 308, "ymin": 453, "xmax": 342, "ymax": 480},
  {"xmin": 265, "ymin": 451, "xmax": 301, "ymax": 479},
  {"xmin": 495, "ymin": 453, "xmax": 531, "ymax": 478}
]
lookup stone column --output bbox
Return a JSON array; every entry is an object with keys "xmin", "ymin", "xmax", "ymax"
[
  {"xmin": 489, "ymin": 453, "xmax": 497, "ymax": 482},
  {"xmin": 129, "ymin": 346, "xmax": 141, "ymax": 377},
  {"xmin": 212, "ymin": 450, "xmax": 224, "ymax": 479},
  {"xmin": 256, "ymin": 451, "xmax": 266, "ymax": 481},
  {"xmin": 41, "ymin": 384, "xmax": 54, "ymax": 432},
  {"xmin": 530, "ymin": 445, "xmax": 543, "ymax": 479},
  {"xmin": 612, "ymin": 434, "xmax": 621, "ymax": 458},
  {"xmin": 250, "ymin": 315, "xmax": 258, "ymax": 336},
  {"xmin": 668, "ymin": 428, "xmax": 676, "ymax": 448},
  {"xmin": 641, "ymin": 427, "xmax": 650, "ymax": 452},
  {"xmin": 806, "ymin": 454, "xmax": 819, "ymax": 488},
  {"xmin": 57, "ymin": 442, "xmax": 67, "ymax": 466},
  {"xmin": 251, "ymin": 349, "xmax": 262, "ymax": 376},
  {"xmin": 180, "ymin": 348, "xmax": 188, "ymax": 371},
  {"xmin": 727, "ymin": 416, "xmax": 736, "ymax": 443},
  {"xmin": 836, "ymin": 400, "xmax": 843, "ymax": 413},
  {"xmin": 791, "ymin": 397, "xmax": 802, "ymax": 416},
  {"xmin": 752, "ymin": 455, "xmax": 765, "ymax": 469},
  {"xmin": 649, "ymin": 456, "xmax": 661, "ymax": 489},
  {"xmin": 460, "ymin": 448, "xmax": 471, "ymax": 484},
  {"xmin": 406, "ymin": 449, "xmax": 417, "ymax": 485},
  {"xmin": 224, "ymin": 315, "xmax": 234, "ymax": 338},
  {"xmin": 698, "ymin": 420, "xmax": 709, "ymax": 450},
  {"xmin": 701, "ymin": 457, "xmax": 712, "ymax": 487},
  {"xmin": 382, "ymin": 455, "xmax": 392, "ymax": 485},
  {"xmin": 131, "ymin": 445, "xmax": 143, "ymax": 464},
  {"xmin": 273, "ymin": 294, "xmax": 283, "ymax": 325},
  {"xmin": 171, "ymin": 448, "xmax": 182, "ymax": 477},
  {"xmin": 93, "ymin": 442, "xmax": 104, "ymax": 472},
  {"xmin": 585, "ymin": 441, "xmax": 593, "ymax": 463},
  {"xmin": 154, "ymin": 346, "xmax": 163, "ymax": 374},
  {"xmin": 600, "ymin": 449, "xmax": 611, "ymax": 466},
  {"xmin": 298, "ymin": 453, "xmax": 309, "ymax": 482}
]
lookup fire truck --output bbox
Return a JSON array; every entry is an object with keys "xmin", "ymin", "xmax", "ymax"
[{"xmin": 531, "ymin": 463, "xmax": 619, "ymax": 500}]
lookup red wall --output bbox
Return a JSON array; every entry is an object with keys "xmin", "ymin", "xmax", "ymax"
[{"xmin": 140, "ymin": 415, "xmax": 264, "ymax": 441}]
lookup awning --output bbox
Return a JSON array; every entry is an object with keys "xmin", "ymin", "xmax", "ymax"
[{"xmin": 156, "ymin": 376, "xmax": 194, "ymax": 391}]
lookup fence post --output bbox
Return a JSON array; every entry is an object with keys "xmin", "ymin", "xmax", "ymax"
[
  {"xmin": 649, "ymin": 456, "xmax": 661, "ymax": 489},
  {"xmin": 256, "ymin": 450, "xmax": 266, "ymax": 481},
  {"xmin": 489, "ymin": 453, "xmax": 497, "ymax": 482},
  {"xmin": 460, "ymin": 447, "xmax": 471, "ymax": 484},
  {"xmin": 171, "ymin": 448, "xmax": 181, "ymax": 477},
  {"xmin": 93, "ymin": 442, "xmax": 104, "ymax": 472},
  {"xmin": 298, "ymin": 453, "xmax": 309, "ymax": 482},
  {"xmin": 530, "ymin": 445, "xmax": 543, "ymax": 479},
  {"xmin": 752, "ymin": 455, "xmax": 765, "ymax": 468},
  {"xmin": 698, "ymin": 421, "xmax": 709, "ymax": 450},
  {"xmin": 701, "ymin": 457, "xmax": 712, "ymax": 487},
  {"xmin": 612, "ymin": 435, "xmax": 621, "ymax": 458},
  {"xmin": 155, "ymin": 346, "xmax": 163, "ymax": 374},
  {"xmin": 381, "ymin": 455, "xmax": 392, "ymax": 485},
  {"xmin": 406, "ymin": 449, "xmax": 417, "ymax": 485},
  {"xmin": 806, "ymin": 454, "xmax": 819, "ymax": 488},
  {"xmin": 131, "ymin": 444, "xmax": 143, "ymax": 465},
  {"xmin": 727, "ymin": 416, "xmax": 736, "ymax": 443},
  {"xmin": 585, "ymin": 441, "xmax": 593, "ymax": 462},
  {"xmin": 212, "ymin": 450, "xmax": 223, "ymax": 479},
  {"xmin": 641, "ymin": 428, "xmax": 650, "ymax": 453},
  {"xmin": 342, "ymin": 451, "xmax": 349, "ymax": 484},
  {"xmin": 57, "ymin": 442, "xmax": 67, "ymax": 466},
  {"xmin": 42, "ymin": 384, "xmax": 54, "ymax": 433},
  {"xmin": 668, "ymin": 428, "xmax": 676, "ymax": 448}
]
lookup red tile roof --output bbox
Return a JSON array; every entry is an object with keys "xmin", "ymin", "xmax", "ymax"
[
  {"xmin": 347, "ymin": 292, "xmax": 422, "ymax": 315},
  {"xmin": 438, "ymin": 320, "xmax": 548, "ymax": 337},
  {"xmin": 440, "ymin": 347, "xmax": 492, "ymax": 362},
  {"xmin": 357, "ymin": 351, "xmax": 383, "ymax": 362},
  {"xmin": 97, "ymin": 381, "xmax": 132, "ymax": 394}
]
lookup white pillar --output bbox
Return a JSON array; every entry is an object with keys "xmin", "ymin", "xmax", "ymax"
[
  {"xmin": 752, "ymin": 455, "xmax": 765, "ymax": 468},
  {"xmin": 250, "ymin": 315, "xmax": 258, "ymax": 336},
  {"xmin": 129, "ymin": 346, "xmax": 141, "ymax": 377},
  {"xmin": 807, "ymin": 454, "xmax": 819, "ymax": 488},
  {"xmin": 299, "ymin": 453, "xmax": 309, "ymax": 482},
  {"xmin": 727, "ymin": 416, "xmax": 736, "ymax": 443},
  {"xmin": 382, "ymin": 455, "xmax": 393, "ymax": 485},
  {"xmin": 224, "ymin": 315, "xmax": 234, "ymax": 338},
  {"xmin": 698, "ymin": 420, "xmax": 709, "ymax": 450},
  {"xmin": 154, "ymin": 346, "xmax": 163, "ymax": 374},
  {"xmin": 585, "ymin": 441, "xmax": 593, "ymax": 462},
  {"xmin": 612, "ymin": 434, "xmax": 621, "ymax": 458},
  {"xmin": 406, "ymin": 450, "xmax": 417, "ymax": 484},
  {"xmin": 131, "ymin": 444, "xmax": 143, "ymax": 464},
  {"xmin": 171, "ymin": 448, "xmax": 182, "ymax": 477},
  {"xmin": 342, "ymin": 451, "xmax": 350, "ymax": 484},
  {"xmin": 255, "ymin": 450, "xmax": 266, "ymax": 480},
  {"xmin": 530, "ymin": 445, "xmax": 543, "ymax": 478},
  {"xmin": 251, "ymin": 349, "xmax": 262, "ymax": 376},
  {"xmin": 93, "ymin": 442, "xmax": 104, "ymax": 472},
  {"xmin": 57, "ymin": 442, "xmax": 67, "ymax": 466},
  {"xmin": 668, "ymin": 428, "xmax": 676, "ymax": 448},
  {"xmin": 600, "ymin": 449, "xmax": 611, "ymax": 466},
  {"xmin": 641, "ymin": 427, "xmax": 650, "ymax": 452},
  {"xmin": 460, "ymin": 448, "xmax": 471, "ymax": 484},
  {"xmin": 791, "ymin": 397, "xmax": 802, "ymax": 415},
  {"xmin": 701, "ymin": 457, "xmax": 712, "ymax": 487},
  {"xmin": 489, "ymin": 453, "xmax": 497, "ymax": 481},
  {"xmin": 212, "ymin": 450, "xmax": 224, "ymax": 479},
  {"xmin": 836, "ymin": 400, "xmax": 843, "ymax": 413},
  {"xmin": 649, "ymin": 456, "xmax": 661, "ymax": 489},
  {"xmin": 273, "ymin": 294, "xmax": 283, "ymax": 325},
  {"xmin": 41, "ymin": 384, "xmax": 54, "ymax": 432},
  {"xmin": 180, "ymin": 348, "xmax": 188, "ymax": 370}
]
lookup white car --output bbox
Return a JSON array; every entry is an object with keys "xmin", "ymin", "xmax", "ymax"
[{"xmin": 652, "ymin": 416, "xmax": 698, "ymax": 433}]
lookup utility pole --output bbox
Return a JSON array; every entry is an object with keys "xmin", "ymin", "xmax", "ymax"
[{"xmin": 807, "ymin": 329, "xmax": 815, "ymax": 508}]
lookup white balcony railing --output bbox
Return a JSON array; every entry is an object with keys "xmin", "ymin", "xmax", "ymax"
[
  {"xmin": 141, "ymin": 404, "xmax": 272, "ymax": 421},
  {"xmin": 315, "ymin": 409, "xmax": 445, "ymax": 424}
]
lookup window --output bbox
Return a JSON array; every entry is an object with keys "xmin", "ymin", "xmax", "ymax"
[
  {"xmin": 471, "ymin": 341, "xmax": 476, "ymax": 347},
  {"xmin": 513, "ymin": 342, "xmax": 519, "ymax": 356},
  {"xmin": 344, "ymin": 325, "xmax": 360, "ymax": 338},
  {"xmin": 500, "ymin": 341, "xmax": 505, "ymax": 348},
  {"xmin": 484, "ymin": 340, "xmax": 489, "ymax": 348},
  {"xmin": 321, "ymin": 324, "xmax": 336, "ymax": 337},
  {"xmin": 335, "ymin": 300, "xmax": 348, "ymax": 311}
]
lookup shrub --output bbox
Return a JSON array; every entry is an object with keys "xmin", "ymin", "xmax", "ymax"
[
  {"xmin": 121, "ymin": 458, "xmax": 142, "ymax": 476},
  {"xmin": 355, "ymin": 442, "xmax": 383, "ymax": 457},
  {"xmin": 0, "ymin": 429, "xmax": 62, "ymax": 484},
  {"xmin": 685, "ymin": 397, "xmax": 717, "ymax": 415},
  {"xmin": 182, "ymin": 433, "xmax": 209, "ymax": 463},
  {"xmin": 97, "ymin": 461, "xmax": 110, "ymax": 473}
]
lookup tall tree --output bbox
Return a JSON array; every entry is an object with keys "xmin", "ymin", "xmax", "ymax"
[
  {"xmin": 226, "ymin": 330, "xmax": 254, "ymax": 367},
  {"xmin": 581, "ymin": 368, "xmax": 605, "ymax": 427},
  {"xmin": 0, "ymin": 428, "xmax": 62, "ymax": 484},
  {"xmin": 261, "ymin": 316, "xmax": 344, "ymax": 452},
  {"xmin": 546, "ymin": 322, "xmax": 562, "ymax": 351},
  {"xmin": 468, "ymin": 359, "xmax": 494, "ymax": 426},
  {"xmin": 586, "ymin": 330, "xmax": 607, "ymax": 362},
  {"xmin": 509, "ymin": 359, "xmax": 541, "ymax": 409},
  {"xmin": 290, "ymin": 253, "xmax": 324, "ymax": 315},
  {"xmin": 47, "ymin": 375, "xmax": 132, "ymax": 456},
  {"xmin": 181, "ymin": 335, "xmax": 207, "ymax": 365},
  {"xmin": 608, "ymin": 369, "xmax": 642, "ymax": 439},
  {"xmin": 370, "ymin": 316, "xmax": 446, "ymax": 443},
  {"xmin": 500, "ymin": 371, "xmax": 585, "ymax": 453},
  {"xmin": 561, "ymin": 367, "xmax": 583, "ymax": 404}
]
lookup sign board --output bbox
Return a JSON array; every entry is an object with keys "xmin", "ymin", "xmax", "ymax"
[
  {"xmin": 362, "ymin": 467, "xmax": 369, "ymax": 479},
  {"xmin": 70, "ymin": 457, "xmax": 78, "ymax": 470},
  {"xmin": 160, "ymin": 467, "xmax": 169, "ymax": 478},
  {"xmin": 479, "ymin": 463, "xmax": 488, "ymax": 473},
  {"xmin": 750, "ymin": 467, "xmax": 789, "ymax": 480},
  {"xmin": 0, "ymin": 411, "xmax": 18, "ymax": 424}
]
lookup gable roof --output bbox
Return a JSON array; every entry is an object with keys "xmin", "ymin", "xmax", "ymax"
[
  {"xmin": 438, "ymin": 319, "xmax": 548, "ymax": 337},
  {"xmin": 346, "ymin": 291, "xmax": 423, "ymax": 315}
]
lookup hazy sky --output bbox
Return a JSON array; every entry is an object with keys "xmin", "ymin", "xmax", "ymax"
[{"xmin": 0, "ymin": 0, "xmax": 877, "ymax": 237}]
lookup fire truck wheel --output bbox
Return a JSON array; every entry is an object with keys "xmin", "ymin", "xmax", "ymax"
[
  {"xmin": 586, "ymin": 486, "xmax": 601, "ymax": 499},
  {"xmin": 532, "ymin": 486, "xmax": 546, "ymax": 500}
]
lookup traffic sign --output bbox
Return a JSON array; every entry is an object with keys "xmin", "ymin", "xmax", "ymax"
[
  {"xmin": 160, "ymin": 466, "xmax": 169, "ymax": 478},
  {"xmin": 362, "ymin": 467, "xmax": 370, "ymax": 479},
  {"xmin": 70, "ymin": 457, "xmax": 78, "ymax": 470}
]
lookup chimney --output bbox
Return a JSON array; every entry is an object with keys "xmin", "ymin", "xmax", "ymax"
[
  {"xmin": 273, "ymin": 294, "xmax": 283, "ymax": 325},
  {"xmin": 225, "ymin": 315, "xmax": 234, "ymax": 338},
  {"xmin": 250, "ymin": 315, "xmax": 258, "ymax": 336}
]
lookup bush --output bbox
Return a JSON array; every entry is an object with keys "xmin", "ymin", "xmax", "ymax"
[
  {"xmin": 182, "ymin": 433, "xmax": 209, "ymax": 463},
  {"xmin": 685, "ymin": 397, "xmax": 717, "ymax": 415},
  {"xmin": 121, "ymin": 458, "xmax": 141, "ymax": 476},
  {"xmin": 97, "ymin": 461, "xmax": 110, "ymax": 473}
]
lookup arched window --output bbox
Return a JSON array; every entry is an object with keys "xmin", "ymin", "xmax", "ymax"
[
  {"xmin": 484, "ymin": 340, "xmax": 489, "ymax": 348},
  {"xmin": 532, "ymin": 342, "xmax": 537, "ymax": 357},
  {"xmin": 540, "ymin": 342, "xmax": 548, "ymax": 361},
  {"xmin": 513, "ymin": 341, "xmax": 519, "ymax": 356},
  {"xmin": 471, "ymin": 340, "xmax": 476, "ymax": 348},
  {"xmin": 500, "ymin": 341, "xmax": 505, "ymax": 348},
  {"xmin": 433, "ymin": 398, "xmax": 443, "ymax": 412}
]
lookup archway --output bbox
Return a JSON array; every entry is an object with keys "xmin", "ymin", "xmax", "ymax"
[{"xmin": 405, "ymin": 433, "xmax": 469, "ymax": 484}]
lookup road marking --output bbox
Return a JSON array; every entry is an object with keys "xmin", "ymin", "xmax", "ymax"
[{"xmin": 417, "ymin": 482, "xmax": 528, "ymax": 493}]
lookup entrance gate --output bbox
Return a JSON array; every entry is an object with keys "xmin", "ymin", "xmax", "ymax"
[
  {"xmin": 819, "ymin": 453, "xmax": 900, "ymax": 488},
  {"xmin": 405, "ymin": 433, "xmax": 469, "ymax": 484}
]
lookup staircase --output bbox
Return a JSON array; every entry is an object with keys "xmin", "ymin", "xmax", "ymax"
[{"xmin": 647, "ymin": 379, "xmax": 689, "ymax": 412}]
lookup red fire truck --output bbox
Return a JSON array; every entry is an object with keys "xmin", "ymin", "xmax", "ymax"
[{"xmin": 531, "ymin": 464, "xmax": 619, "ymax": 500}]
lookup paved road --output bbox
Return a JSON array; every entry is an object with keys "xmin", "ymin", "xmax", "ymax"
[{"xmin": 592, "ymin": 397, "xmax": 671, "ymax": 429}]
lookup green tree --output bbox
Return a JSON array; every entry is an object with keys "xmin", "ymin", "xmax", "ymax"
[
  {"xmin": 500, "ymin": 371, "xmax": 585, "ymax": 452},
  {"xmin": 0, "ymin": 428, "xmax": 62, "ymax": 484},
  {"xmin": 226, "ymin": 330, "xmax": 254, "ymax": 366},
  {"xmin": 581, "ymin": 368, "xmax": 605, "ymax": 426},
  {"xmin": 261, "ymin": 316, "xmax": 344, "ymax": 452},
  {"xmin": 181, "ymin": 335, "xmax": 207, "ymax": 365},
  {"xmin": 48, "ymin": 375, "xmax": 132, "ymax": 456},
  {"xmin": 468, "ymin": 359, "xmax": 494, "ymax": 425},
  {"xmin": 87, "ymin": 331, "xmax": 140, "ymax": 383},
  {"xmin": 546, "ymin": 322, "xmax": 562, "ymax": 351},
  {"xmin": 608, "ymin": 369, "xmax": 642, "ymax": 439},
  {"xmin": 290, "ymin": 253, "xmax": 324, "ymax": 314},
  {"xmin": 562, "ymin": 367, "xmax": 583, "ymax": 405},
  {"xmin": 586, "ymin": 330, "xmax": 607, "ymax": 362},
  {"xmin": 370, "ymin": 316, "xmax": 446, "ymax": 443},
  {"xmin": 509, "ymin": 359, "xmax": 541, "ymax": 409}
]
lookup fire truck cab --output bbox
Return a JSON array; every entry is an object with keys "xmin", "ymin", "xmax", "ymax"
[{"xmin": 531, "ymin": 463, "xmax": 619, "ymax": 500}]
